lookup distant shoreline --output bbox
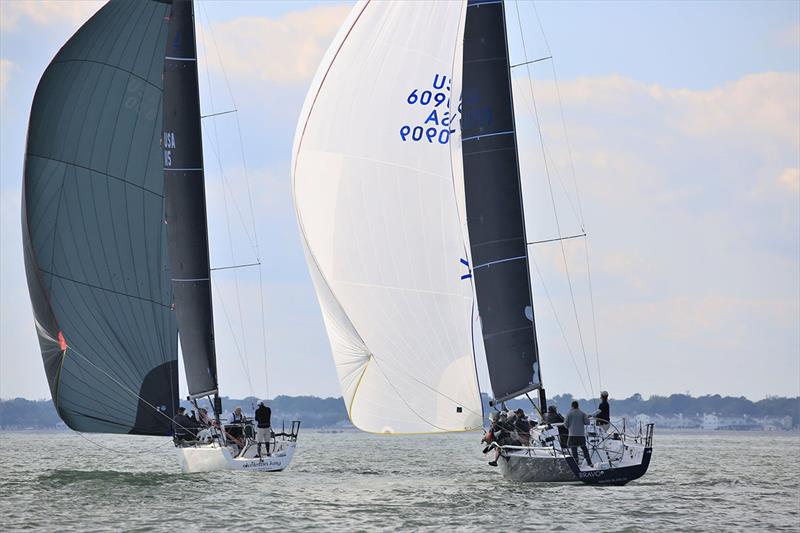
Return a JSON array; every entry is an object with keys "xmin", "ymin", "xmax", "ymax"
[{"xmin": 2, "ymin": 394, "xmax": 797, "ymax": 432}]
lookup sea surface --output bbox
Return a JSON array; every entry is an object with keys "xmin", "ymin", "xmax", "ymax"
[{"xmin": 1, "ymin": 430, "xmax": 798, "ymax": 532}]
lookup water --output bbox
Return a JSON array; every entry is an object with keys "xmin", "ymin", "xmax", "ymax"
[{"xmin": 1, "ymin": 430, "xmax": 798, "ymax": 531}]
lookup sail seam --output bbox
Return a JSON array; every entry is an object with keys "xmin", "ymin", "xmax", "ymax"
[
  {"xmin": 106, "ymin": 3, "xmax": 168, "ymax": 377},
  {"xmin": 49, "ymin": 259, "xmax": 158, "ymax": 381},
  {"xmin": 26, "ymin": 153, "xmax": 163, "ymax": 198},
  {"xmin": 51, "ymin": 58, "xmax": 160, "ymax": 92},
  {"xmin": 90, "ymin": 5, "xmax": 158, "ymax": 378},
  {"xmin": 137, "ymin": 2, "xmax": 174, "ymax": 399},
  {"xmin": 62, "ymin": 344, "xmax": 193, "ymax": 435},
  {"xmin": 39, "ymin": 268, "xmax": 172, "ymax": 308},
  {"xmin": 335, "ymin": 279, "xmax": 467, "ymax": 299}
]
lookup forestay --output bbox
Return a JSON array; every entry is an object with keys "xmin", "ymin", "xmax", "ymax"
[
  {"xmin": 293, "ymin": 0, "xmax": 483, "ymax": 433},
  {"xmin": 22, "ymin": 0, "xmax": 178, "ymax": 435}
]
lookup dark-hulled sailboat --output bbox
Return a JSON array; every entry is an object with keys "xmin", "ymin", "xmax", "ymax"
[
  {"xmin": 292, "ymin": 0, "xmax": 652, "ymax": 484},
  {"xmin": 23, "ymin": 0, "xmax": 298, "ymax": 473}
]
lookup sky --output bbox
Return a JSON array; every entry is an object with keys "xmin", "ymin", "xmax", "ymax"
[{"xmin": 0, "ymin": 0, "xmax": 798, "ymax": 402}]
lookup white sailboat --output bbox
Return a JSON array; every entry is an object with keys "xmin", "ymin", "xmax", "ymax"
[
  {"xmin": 292, "ymin": 0, "xmax": 652, "ymax": 485},
  {"xmin": 22, "ymin": 0, "xmax": 299, "ymax": 474}
]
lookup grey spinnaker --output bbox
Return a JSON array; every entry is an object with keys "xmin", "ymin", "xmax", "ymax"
[
  {"xmin": 462, "ymin": 0, "xmax": 541, "ymax": 402},
  {"xmin": 22, "ymin": 0, "xmax": 178, "ymax": 435},
  {"xmin": 163, "ymin": 0, "xmax": 218, "ymax": 398}
]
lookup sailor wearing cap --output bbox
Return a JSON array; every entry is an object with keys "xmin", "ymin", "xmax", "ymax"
[
  {"xmin": 255, "ymin": 400, "xmax": 272, "ymax": 457},
  {"xmin": 593, "ymin": 391, "xmax": 611, "ymax": 430}
]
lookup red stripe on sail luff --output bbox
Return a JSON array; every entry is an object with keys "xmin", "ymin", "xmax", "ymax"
[{"xmin": 58, "ymin": 331, "xmax": 67, "ymax": 352}]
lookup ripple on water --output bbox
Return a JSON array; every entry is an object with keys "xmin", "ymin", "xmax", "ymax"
[{"xmin": 0, "ymin": 431, "xmax": 798, "ymax": 532}]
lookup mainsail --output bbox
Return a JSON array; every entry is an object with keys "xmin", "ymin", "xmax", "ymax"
[
  {"xmin": 162, "ymin": 0, "xmax": 218, "ymax": 398},
  {"xmin": 22, "ymin": 0, "xmax": 177, "ymax": 435},
  {"xmin": 461, "ymin": 0, "xmax": 541, "ymax": 402},
  {"xmin": 293, "ymin": 0, "xmax": 483, "ymax": 434}
]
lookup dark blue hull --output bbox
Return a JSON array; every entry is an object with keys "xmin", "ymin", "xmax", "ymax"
[{"xmin": 565, "ymin": 447, "xmax": 653, "ymax": 486}]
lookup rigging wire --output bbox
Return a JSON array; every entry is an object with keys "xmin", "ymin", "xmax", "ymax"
[
  {"xmin": 74, "ymin": 431, "xmax": 173, "ymax": 455},
  {"xmin": 64, "ymin": 345, "xmax": 196, "ymax": 436},
  {"xmin": 198, "ymin": 2, "xmax": 260, "ymax": 260},
  {"xmin": 210, "ymin": 262, "xmax": 261, "ymax": 272},
  {"xmin": 368, "ymin": 354, "xmax": 484, "ymax": 430},
  {"xmin": 528, "ymin": 253, "xmax": 591, "ymax": 398},
  {"xmin": 513, "ymin": 0, "xmax": 595, "ymax": 400},
  {"xmin": 528, "ymin": 233, "xmax": 585, "ymax": 246},
  {"xmin": 530, "ymin": 1, "xmax": 603, "ymax": 389},
  {"xmin": 199, "ymin": 1, "xmax": 271, "ymax": 398},
  {"xmin": 196, "ymin": 9, "xmax": 251, "ymax": 388},
  {"xmin": 201, "ymin": 109, "xmax": 237, "ymax": 119},
  {"xmin": 257, "ymin": 266, "xmax": 271, "ymax": 399},
  {"xmin": 211, "ymin": 278, "xmax": 255, "ymax": 394}
]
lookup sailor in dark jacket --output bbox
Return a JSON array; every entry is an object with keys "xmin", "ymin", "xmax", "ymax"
[
  {"xmin": 544, "ymin": 405, "xmax": 568, "ymax": 448},
  {"xmin": 593, "ymin": 391, "xmax": 611, "ymax": 430},
  {"xmin": 173, "ymin": 407, "xmax": 194, "ymax": 442},
  {"xmin": 254, "ymin": 400, "xmax": 272, "ymax": 457},
  {"xmin": 513, "ymin": 408, "xmax": 532, "ymax": 444}
]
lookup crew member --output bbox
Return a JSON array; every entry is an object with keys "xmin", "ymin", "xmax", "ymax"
[
  {"xmin": 593, "ymin": 391, "xmax": 611, "ymax": 430},
  {"xmin": 564, "ymin": 400, "xmax": 594, "ymax": 467},
  {"xmin": 227, "ymin": 406, "xmax": 245, "ymax": 445},
  {"xmin": 230, "ymin": 406, "xmax": 245, "ymax": 424},
  {"xmin": 513, "ymin": 408, "xmax": 532, "ymax": 445},
  {"xmin": 255, "ymin": 400, "xmax": 272, "ymax": 457},
  {"xmin": 173, "ymin": 407, "xmax": 194, "ymax": 442},
  {"xmin": 545, "ymin": 405, "xmax": 568, "ymax": 448}
]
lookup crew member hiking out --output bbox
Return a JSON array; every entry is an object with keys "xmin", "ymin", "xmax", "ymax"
[
  {"xmin": 545, "ymin": 405, "xmax": 568, "ymax": 449},
  {"xmin": 564, "ymin": 400, "xmax": 594, "ymax": 467},
  {"xmin": 513, "ymin": 408, "xmax": 532, "ymax": 445},
  {"xmin": 173, "ymin": 407, "xmax": 194, "ymax": 443},
  {"xmin": 255, "ymin": 400, "xmax": 272, "ymax": 457}
]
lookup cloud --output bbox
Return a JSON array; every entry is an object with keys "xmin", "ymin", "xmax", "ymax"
[
  {"xmin": 777, "ymin": 168, "xmax": 800, "ymax": 193},
  {"xmin": 0, "ymin": 0, "xmax": 102, "ymax": 32},
  {"xmin": 0, "ymin": 58, "xmax": 13, "ymax": 97},
  {"xmin": 197, "ymin": 4, "xmax": 351, "ymax": 85},
  {"xmin": 777, "ymin": 23, "xmax": 800, "ymax": 49},
  {"xmin": 510, "ymin": 71, "xmax": 799, "ymax": 397}
]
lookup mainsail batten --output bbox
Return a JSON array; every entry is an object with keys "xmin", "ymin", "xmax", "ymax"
[
  {"xmin": 163, "ymin": 0, "xmax": 219, "ymax": 398},
  {"xmin": 293, "ymin": 0, "xmax": 483, "ymax": 434},
  {"xmin": 461, "ymin": 0, "xmax": 542, "ymax": 402},
  {"xmin": 22, "ymin": 0, "xmax": 178, "ymax": 435}
]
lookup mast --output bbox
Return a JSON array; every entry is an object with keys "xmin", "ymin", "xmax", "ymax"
[
  {"xmin": 163, "ymin": 0, "xmax": 220, "ymax": 419},
  {"xmin": 461, "ymin": 0, "xmax": 543, "ymax": 404}
]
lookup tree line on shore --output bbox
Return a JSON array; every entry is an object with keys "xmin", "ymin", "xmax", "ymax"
[{"xmin": 1, "ymin": 393, "xmax": 797, "ymax": 429}]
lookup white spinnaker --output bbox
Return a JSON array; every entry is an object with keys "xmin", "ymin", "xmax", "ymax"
[{"xmin": 292, "ymin": 0, "xmax": 482, "ymax": 434}]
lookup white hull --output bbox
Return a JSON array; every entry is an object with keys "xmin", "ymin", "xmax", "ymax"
[{"xmin": 176, "ymin": 439, "xmax": 296, "ymax": 473}]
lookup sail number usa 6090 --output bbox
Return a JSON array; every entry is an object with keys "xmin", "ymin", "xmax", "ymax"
[{"xmin": 400, "ymin": 74, "xmax": 460, "ymax": 145}]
